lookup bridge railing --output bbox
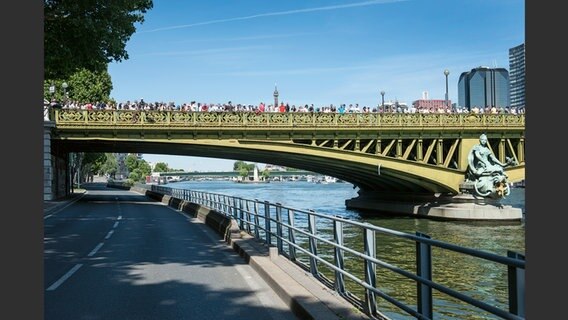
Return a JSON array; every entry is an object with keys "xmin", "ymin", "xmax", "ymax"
[
  {"xmin": 52, "ymin": 109, "xmax": 525, "ymax": 128},
  {"xmin": 154, "ymin": 185, "xmax": 525, "ymax": 320}
]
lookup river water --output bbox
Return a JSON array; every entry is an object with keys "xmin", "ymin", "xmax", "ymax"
[{"xmin": 168, "ymin": 179, "xmax": 525, "ymax": 319}]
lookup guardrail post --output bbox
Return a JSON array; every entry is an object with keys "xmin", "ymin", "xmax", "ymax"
[
  {"xmin": 507, "ymin": 250, "xmax": 525, "ymax": 317},
  {"xmin": 211, "ymin": 193, "xmax": 216, "ymax": 210},
  {"xmin": 276, "ymin": 203, "xmax": 283, "ymax": 254},
  {"xmin": 238, "ymin": 198, "xmax": 245, "ymax": 229},
  {"xmin": 244, "ymin": 200, "xmax": 252, "ymax": 233},
  {"xmin": 416, "ymin": 232, "xmax": 433, "ymax": 319},
  {"xmin": 264, "ymin": 201, "xmax": 271, "ymax": 245},
  {"xmin": 333, "ymin": 218, "xmax": 346, "ymax": 294},
  {"xmin": 253, "ymin": 199, "xmax": 260, "ymax": 240},
  {"xmin": 232, "ymin": 196, "xmax": 239, "ymax": 222},
  {"xmin": 287, "ymin": 209, "xmax": 296, "ymax": 261},
  {"xmin": 363, "ymin": 226, "xmax": 377, "ymax": 315},
  {"xmin": 308, "ymin": 210, "xmax": 319, "ymax": 276},
  {"xmin": 223, "ymin": 195, "xmax": 229, "ymax": 214}
]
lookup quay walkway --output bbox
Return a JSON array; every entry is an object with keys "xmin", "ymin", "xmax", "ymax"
[{"xmin": 44, "ymin": 184, "xmax": 368, "ymax": 320}]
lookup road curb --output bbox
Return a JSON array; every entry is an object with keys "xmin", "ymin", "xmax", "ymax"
[
  {"xmin": 229, "ymin": 234, "xmax": 370, "ymax": 320},
  {"xmin": 44, "ymin": 191, "xmax": 87, "ymax": 216}
]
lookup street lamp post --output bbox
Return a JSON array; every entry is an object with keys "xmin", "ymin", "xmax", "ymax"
[
  {"xmin": 444, "ymin": 69, "xmax": 450, "ymax": 109},
  {"xmin": 62, "ymin": 82, "xmax": 68, "ymax": 105},
  {"xmin": 380, "ymin": 90, "xmax": 385, "ymax": 110}
]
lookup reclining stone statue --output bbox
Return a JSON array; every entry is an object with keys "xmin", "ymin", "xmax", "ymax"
[{"xmin": 465, "ymin": 134, "xmax": 517, "ymax": 198}]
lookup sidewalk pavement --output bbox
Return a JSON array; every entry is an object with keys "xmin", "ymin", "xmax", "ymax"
[{"xmin": 44, "ymin": 190, "xmax": 87, "ymax": 216}]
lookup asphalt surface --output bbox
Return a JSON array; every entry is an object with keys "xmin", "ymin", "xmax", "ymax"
[
  {"xmin": 44, "ymin": 183, "xmax": 371, "ymax": 320},
  {"xmin": 44, "ymin": 184, "xmax": 298, "ymax": 320}
]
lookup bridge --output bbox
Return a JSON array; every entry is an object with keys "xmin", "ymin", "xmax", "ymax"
[
  {"xmin": 44, "ymin": 109, "xmax": 525, "ymax": 219},
  {"xmin": 157, "ymin": 170, "xmax": 314, "ymax": 178}
]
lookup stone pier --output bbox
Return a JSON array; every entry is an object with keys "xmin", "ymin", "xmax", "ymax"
[
  {"xmin": 345, "ymin": 191, "xmax": 522, "ymax": 221},
  {"xmin": 44, "ymin": 121, "xmax": 55, "ymax": 201}
]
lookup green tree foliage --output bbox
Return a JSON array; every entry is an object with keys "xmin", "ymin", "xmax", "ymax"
[
  {"xmin": 44, "ymin": 69, "xmax": 113, "ymax": 103},
  {"xmin": 261, "ymin": 169, "xmax": 270, "ymax": 179},
  {"xmin": 72, "ymin": 69, "xmax": 112, "ymax": 103},
  {"xmin": 81, "ymin": 152, "xmax": 106, "ymax": 177},
  {"xmin": 153, "ymin": 162, "xmax": 170, "ymax": 172},
  {"xmin": 128, "ymin": 171, "xmax": 141, "ymax": 182},
  {"xmin": 124, "ymin": 154, "xmax": 151, "ymax": 182},
  {"xmin": 238, "ymin": 167, "xmax": 249, "ymax": 178},
  {"xmin": 137, "ymin": 161, "xmax": 152, "ymax": 180},
  {"xmin": 233, "ymin": 160, "xmax": 255, "ymax": 171},
  {"xmin": 100, "ymin": 153, "xmax": 118, "ymax": 178},
  {"xmin": 44, "ymin": 0, "xmax": 154, "ymax": 80},
  {"xmin": 125, "ymin": 154, "xmax": 140, "ymax": 172},
  {"xmin": 233, "ymin": 160, "xmax": 246, "ymax": 171}
]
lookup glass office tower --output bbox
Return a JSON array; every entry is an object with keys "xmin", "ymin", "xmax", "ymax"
[
  {"xmin": 457, "ymin": 67, "xmax": 510, "ymax": 110},
  {"xmin": 509, "ymin": 43, "xmax": 525, "ymax": 109}
]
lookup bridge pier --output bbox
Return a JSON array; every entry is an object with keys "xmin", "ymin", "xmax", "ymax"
[
  {"xmin": 345, "ymin": 191, "xmax": 522, "ymax": 221},
  {"xmin": 44, "ymin": 120, "xmax": 70, "ymax": 201},
  {"xmin": 44, "ymin": 121, "xmax": 56, "ymax": 200}
]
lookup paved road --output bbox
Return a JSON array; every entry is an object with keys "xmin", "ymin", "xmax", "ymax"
[{"xmin": 44, "ymin": 184, "xmax": 298, "ymax": 320}]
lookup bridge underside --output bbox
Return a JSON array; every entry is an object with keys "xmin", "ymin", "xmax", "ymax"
[{"xmin": 52, "ymin": 136, "xmax": 524, "ymax": 194}]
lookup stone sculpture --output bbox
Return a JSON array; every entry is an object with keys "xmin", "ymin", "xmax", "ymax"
[{"xmin": 465, "ymin": 134, "xmax": 517, "ymax": 198}]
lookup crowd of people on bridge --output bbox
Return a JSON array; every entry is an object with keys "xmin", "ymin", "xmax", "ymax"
[{"xmin": 47, "ymin": 98, "xmax": 525, "ymax": 115}]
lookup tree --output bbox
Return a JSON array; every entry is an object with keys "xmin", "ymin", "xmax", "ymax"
[
  {"xmin": 44, "ymin": 0, "xmax": 154, "ymax": 80},
  {"xmin": 153, "ymin": 162, "xmax": 170, "ymax": 172},
  {"xmin": 238, "ymin": 167, "xmax": 249, "ymax": 179},
  {"xmin": 43, "ymin": 69, "xmax": 113, "ymax": 103},
  {"xmin": 261, "ymin": 168, "xmax": 270, "ymax": 180},
  {"xmin": 233, "ymin": 160, "xmax": 247, "ymax": 171},
  {"xmin": 136, "ymin": 161, "xmax": 152, "ymax": 180},
  {"xmin": 233, "ymin": 160, "xmax": 255, "ymax": 171},
  {"xmin": 81, "ymin": 152, "xmax": 106, "ymax": 181},
  {"xmin": 100, "ymin": 153, "xmax": 118, "ymax": 178},
  {"xmin": 124, "ymin": 154, "xmax": 151, "ymax": 183},
  {"xmin": 125, "ymin": 154, "xmax": 140, "ymax": 172}
]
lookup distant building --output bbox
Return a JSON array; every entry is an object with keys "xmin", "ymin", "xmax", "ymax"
[
  {"xmin": 264, "ymin": 164, "xmax": 287, "ymax": 171},
  {"xmin": 509, "ymin": 43, "xmax": 525, "ymax": 109},
  {"xmin": 115, "ymin": 153, "xmax": 129, "ymax": 180},
  {"xmin": 411, "ymin": 99, "xmax": 452, "ymax": 112},
  {"xmin": 458, "ymin": 66, "xmax": 510, "ymax": 110},
  {"xmin": 382, "ymin": 100, "xmax": 408, "ymax": 112}
]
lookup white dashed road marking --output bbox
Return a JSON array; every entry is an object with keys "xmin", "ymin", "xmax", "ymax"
[
  {"xmin": 104, "ymin": 230, "xmax": 114, "ymax": 240},
  {"xmin": 46, "ymin": 264, "xmax": 83, "ymax": 291},
  {"xmin": 88, "ymin": 243, "xmax": 104, "ymax": 257}
]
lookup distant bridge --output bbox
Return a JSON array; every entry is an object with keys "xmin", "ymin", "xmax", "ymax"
[{"xmin": 157, "ymin": 170, "xmax": 314, "ymax": 178}]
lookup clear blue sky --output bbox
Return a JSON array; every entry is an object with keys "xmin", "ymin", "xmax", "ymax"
[{"xmin": 108, "ymin": 0, "xmax": 524, "ymax": 171}]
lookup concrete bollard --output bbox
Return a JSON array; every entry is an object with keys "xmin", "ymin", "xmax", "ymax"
[{"xmin": 269, "ymin": 246, "xmax": 278, "ymax": 261}]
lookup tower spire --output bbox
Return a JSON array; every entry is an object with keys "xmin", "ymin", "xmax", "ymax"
[{"xmin": 273, "ymin": 83, "xmax": 279, "ymax": 107}]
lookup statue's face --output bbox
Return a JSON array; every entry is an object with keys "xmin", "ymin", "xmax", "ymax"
[{"xmin": 480, "ymin": 135, "xmax": 488, "ymax": 145}]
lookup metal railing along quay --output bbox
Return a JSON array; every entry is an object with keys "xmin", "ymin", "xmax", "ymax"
[{"xmin": 153, "ymin": 185, "xmax": 525, "ymax": 320}]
